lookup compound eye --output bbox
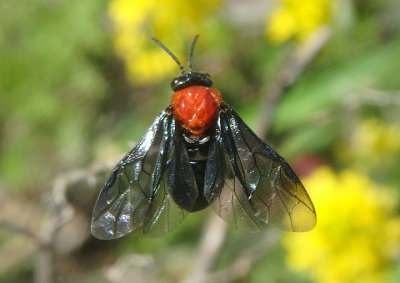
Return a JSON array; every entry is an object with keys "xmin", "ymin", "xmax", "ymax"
[
  {"xmin": 204, "ymin": 74, "xmax": 212, "ymax": 86},
  {"xmin": 171, "ymin": 78, "xmax": 182, "ymax": 91}
]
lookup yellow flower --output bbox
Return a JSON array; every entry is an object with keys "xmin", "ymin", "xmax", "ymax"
[
  {"xmin": 337, "ymin": 118, "xmax": 400, "ymax": 167},
  {"xmin": 283, "ymin": 167, "xmax": 400, "ymax": 283},
  {"xmin": 108, "ymin": 0, "xmax": 222, "ymax": 83},
  {"xmin": 266, "ymin": 0, "xmax": 336, "ymax": 44}
]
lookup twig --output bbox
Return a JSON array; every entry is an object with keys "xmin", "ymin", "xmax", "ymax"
[
  {"xmin": 255, "ymin": 26, "xmax": 332, "ymax": 138},
  {"xmin": 187, "ymin": 27, "xmax": 331, "ymax": 283},
  {"xmin": 343, "ymin": 89, "xmax": 400, "ymax": 109},
  {"xmin": 0, "ymin": 161, "xmax": 114, "ymax": 283},
  {"xmin": 32, "ymin": 161, "xmax": 115, "ymax": 283},
  {"xmin": 0, "ymin": 220, "xmax": 41, "ymax": 245},
  {"xmin": 33, "ymin": 173, "xmax": 79, "ymax": 283},
  {"xmin": 208, "ymin": 229, "xmax": 281, "ymax": 283},
  {"xmin": 183, "ymin": 214, "xmax": 228, "ymax": 283}
]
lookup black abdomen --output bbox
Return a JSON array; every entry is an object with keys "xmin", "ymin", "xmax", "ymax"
[{"xmin": 183, "ymin": 135, "xmax": 210, "ymax": 212}]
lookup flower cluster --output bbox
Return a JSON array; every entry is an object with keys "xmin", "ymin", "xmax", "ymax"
[
  {"xmin": 337, "ymin": 118, "xmax": 400, "ymax": 167},
  {"xmin": 283, "ymin": 167, "xmax": 400, "ymax": 283},
  {"xmin": 108, "ymin": 0, "xmax": 222, "ymax": 83},
  {"xmin": 266, "ymin": 0, "xmax": 336, "ymax": 44}
]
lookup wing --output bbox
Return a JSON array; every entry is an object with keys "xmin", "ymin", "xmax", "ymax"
[
  {"xmin": 168, "ymin": 128, "xmax": 200, "ymax": 212},
  {"xmin": 209, "ymin": 124, "xmax": 262, "ymax": 232},
  {"xmin": 213, "ymin": 105, "xmax": 316, "ymax": 232},
  {"xmin": 91, "ymin": 110, "xmax": 187, "ymax": 239}
]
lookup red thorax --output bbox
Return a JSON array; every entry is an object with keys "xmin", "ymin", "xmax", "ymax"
[{"xmin": 171, "ymin": 86, "xmax": 222, "ymax": 136}]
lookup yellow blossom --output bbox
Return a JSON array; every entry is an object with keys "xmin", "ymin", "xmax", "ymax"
[
  {"xmin": 266, "ymin": 0, "xmax": 336, "ymax": 44},
  {"xmin": 108, "ymin": 0, "xmax": 222, "ymax": 83},
  {"xmin": 283, "ymin": 167, "xmax": 400, "ymax": 283},
  {"xmin": 337, "ymin": 118, "xmax": 400, "ymax": 167}
]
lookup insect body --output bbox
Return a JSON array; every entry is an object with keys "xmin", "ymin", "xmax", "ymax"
[{"xmin": 91, "ymin": 36, "xmax": 316, "ymax": 239}]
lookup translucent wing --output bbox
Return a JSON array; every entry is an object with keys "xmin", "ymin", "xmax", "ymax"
[
  {"xmin": 215, "ymin": 105, "xmax": 316, "ymax": 232},
  {"xmin": 91, "ymin": 110, "xmax": 187, "ymax": 239},
  {"xmin": 208, "ymin": 125, "xmax": 262, "ymax": 232}
]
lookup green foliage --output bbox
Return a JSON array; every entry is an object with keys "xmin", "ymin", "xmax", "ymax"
[{"xmin": 0, "ymin": 0, "xmax": 109, "ymax": 189}]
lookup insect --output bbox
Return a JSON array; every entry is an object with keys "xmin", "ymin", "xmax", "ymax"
[{"xmin": 91, "ymin": 35, "xmax": 316, "ymax": 239}]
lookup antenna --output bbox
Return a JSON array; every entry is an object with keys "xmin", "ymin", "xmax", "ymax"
[
  {"xmin": 187, "ymin": 34, "xmax": 199, "ymax": 72},
  {"xmin": 150, "ymin": 36, "xmax": 185, "ymax": 74}
]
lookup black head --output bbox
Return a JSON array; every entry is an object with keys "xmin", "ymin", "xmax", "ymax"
[
  {"xmin": 151, "ymin": 35, "xmax": 213, "ymax": 92},
  {"xmin": 171, "ymin": 71, "xmax": 212, "ymax": 91}
]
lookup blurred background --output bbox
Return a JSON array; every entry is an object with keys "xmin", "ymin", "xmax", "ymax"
[{"xmin": 1, "ymin": 0, "xmax": 400, "ymax": 282}]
